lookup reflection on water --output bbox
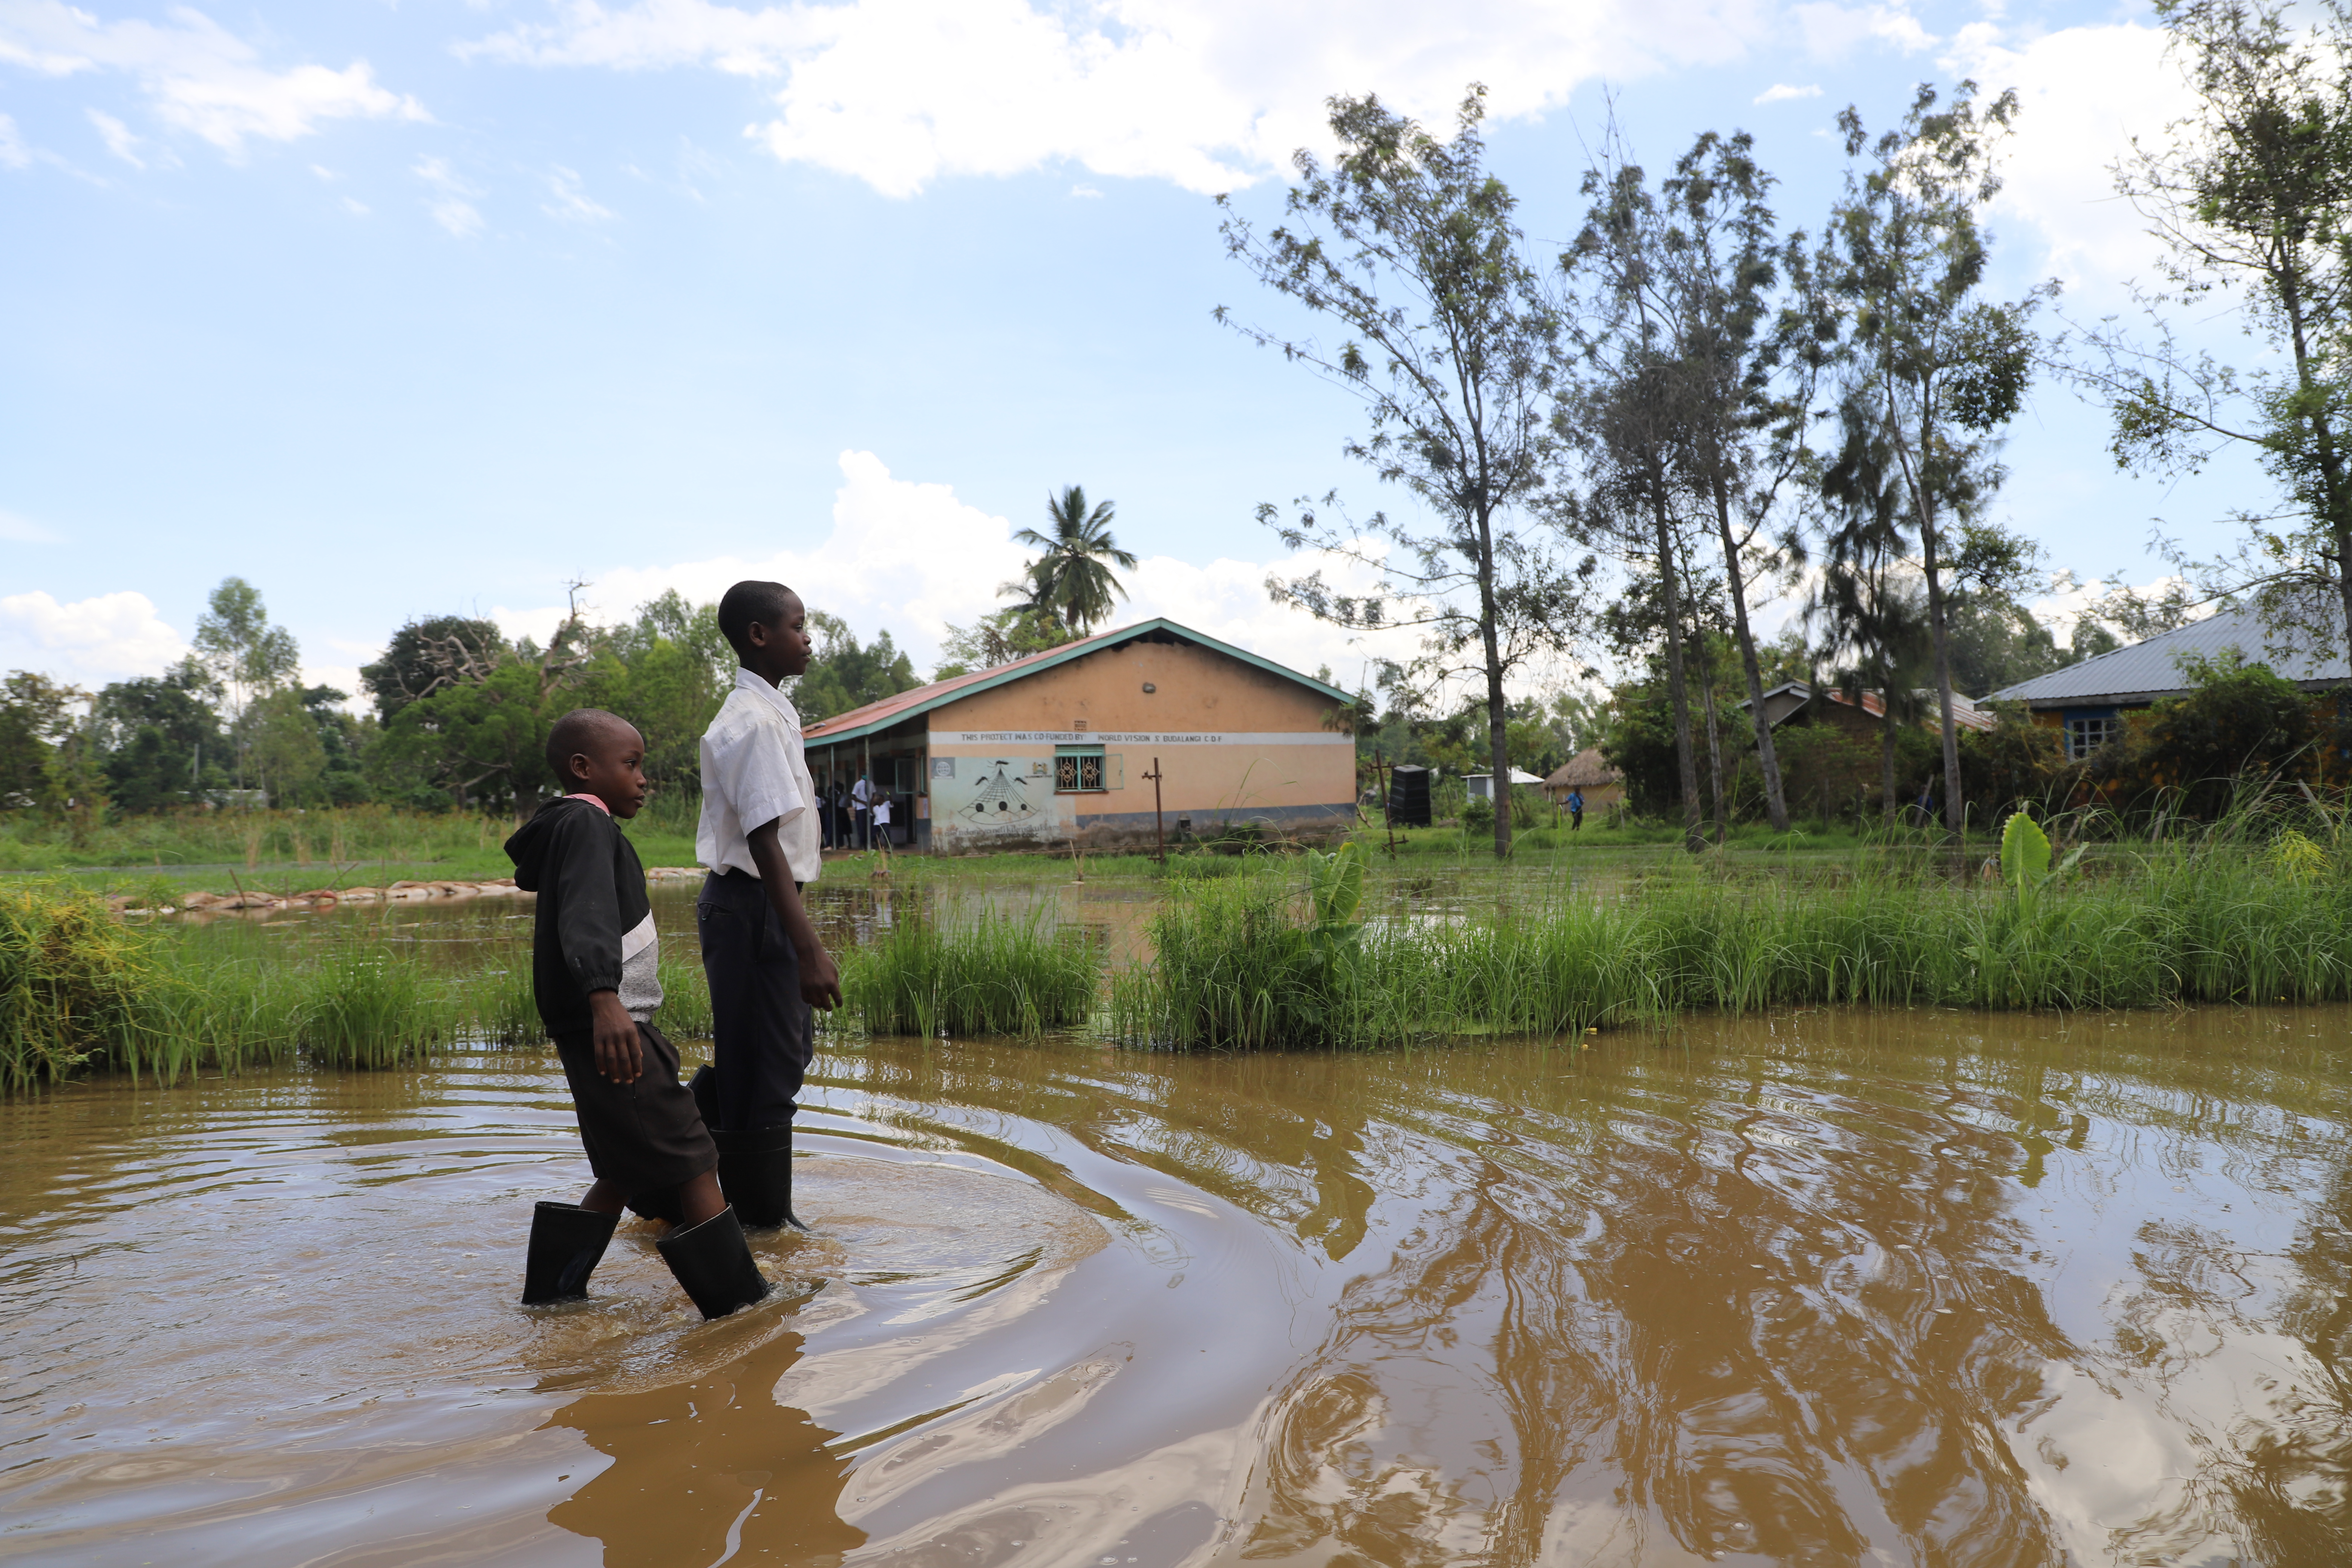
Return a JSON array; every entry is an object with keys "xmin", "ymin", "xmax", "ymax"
[{"xmin": 5, "ymin": 1006, "xmax": 2352, "ymax": 1564}]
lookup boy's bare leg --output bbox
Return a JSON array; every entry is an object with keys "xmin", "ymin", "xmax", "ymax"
[{"xmin": 578, "ymin": 1171, "xmax": 725, "ymax": 1228}]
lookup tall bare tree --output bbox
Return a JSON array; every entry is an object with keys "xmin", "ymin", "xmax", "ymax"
[{"xmin": 1219, "ymin": 86, "xmax": 1595, "ymax": 859}]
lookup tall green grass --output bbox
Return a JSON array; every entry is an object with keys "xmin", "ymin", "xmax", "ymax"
[
  {"xmin": 1113, "ymin": 824, "xmax": 2352, "ymax": 1049},
  {"xmin": 0, "ymin": 880, "xmax": 156, "ymax": 1090},
  {"xmin": 842, "ymin": 914, "xmax": 1099, "ymax": 1036}
]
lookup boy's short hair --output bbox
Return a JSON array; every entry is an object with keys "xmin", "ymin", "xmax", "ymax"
[
  {"xmin": 546, "ymin": 708, "xmax": 638, "ymax": 784},
  {"xmin": 718, "ymin": 580, "xmax": 799, "ymax": 657}
]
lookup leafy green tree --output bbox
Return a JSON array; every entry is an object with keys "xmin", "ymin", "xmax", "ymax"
[
  {"xmin": 2071, "ymin": 0, "xmax": 2352, "ymax": 660},
  {"xmin": 1568, "ymin": 152, "xmax": 1712, "ymax": 851},
  {"xmin": 1816, "ymin": 386, "xmax": 1937, "ymax": 819},
  {"xmin": 370, "ymin": 613, "xmax": 594, "ymax": 816},
  {"xmin": 94, "ymin": 660, "xmax": 229, "ymax": 812},
  {"xmin": 1007, "ymin": 487, "xmax": 1138, "ymax": 636},
  {"xmin": 2095, "ymin": 651, "xmax": 2320, "ymax": 816},
  {"xmin": 934, "ymin": 607, "xmax": 1070, "ymax": 678},
  {"xmin": 39, "ymin": 696, "xmax": 108, "ymax": 846},
  {"xmin": 1221, "ymin": 85, "xmax": 1596, "ymax": 860},
  {"xmin": 303, "ymin": 686, "xmax": 374, "ymax": 805},
  {"xmin": 360, "ymin": 614, "xmax": 508, "ymax": 723},
  {"xmin": 193, "ymin": 578, "xmax": 301, "ymax": 789},
  {"xmin": 577, "ymin": 592, "xmax": 734, "ymax": 795},
  {"xmin": 194, "ymin": 577, "xmax": 301, "ymax": 698},
  {"xmin": 0, "ymin": 672, "xmax": 87, "ymax": 811},
  {"xmin": 790, "ymin": 614, "xmax": 921, "ymax": 723},
  {"xmin": 246, "ymin": 687, "xmax": 328, "ymax": 807},
  {"xmin": 1827, "ymin": 81, "xmax": 2048, "ymax": 833},
  {"xmin": 1603, "ymin": 130, "xmax": 1824, "ymax": 831}
]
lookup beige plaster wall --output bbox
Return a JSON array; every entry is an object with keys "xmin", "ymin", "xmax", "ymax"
[{"xmin": 920, "ymin": 639, "xmax": 1356, "ymax": 850}]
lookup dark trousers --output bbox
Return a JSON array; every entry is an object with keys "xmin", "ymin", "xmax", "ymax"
[{"xmin": 696, "ymin": 868, "xmax": 812, "ymax": 1133}]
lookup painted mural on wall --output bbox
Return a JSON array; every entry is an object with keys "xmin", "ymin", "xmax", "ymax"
[{"xmin": 933, "ymin": 756, "xmax": 1062, "ymax": 841}]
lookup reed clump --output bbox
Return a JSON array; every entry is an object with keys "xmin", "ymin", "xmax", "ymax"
[
  {"xmin": 842, "ymin": 914, "xmax": 1099, "ymax": 1036},
  {"xmin": 1114, "ymin": 827, "xmax": 2352, "ymax": 1049},
  {"xmin": 0, "ymin": 880, "xmax": 158, "ymax": 1089}
]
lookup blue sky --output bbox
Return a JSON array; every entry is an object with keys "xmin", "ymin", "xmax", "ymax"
[{"xmin": 0, "ymin": 0, "xmax": 2252, "ymax": 699}]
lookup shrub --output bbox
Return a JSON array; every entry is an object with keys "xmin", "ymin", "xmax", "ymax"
[{"xmin": 0, "ymin": 881, "xmax": 155, "ymax": 1089}]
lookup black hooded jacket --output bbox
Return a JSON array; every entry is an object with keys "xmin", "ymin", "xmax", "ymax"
[{"xmin": 504, "ymin": 796, "xmax": 656, "ymax": 1038}]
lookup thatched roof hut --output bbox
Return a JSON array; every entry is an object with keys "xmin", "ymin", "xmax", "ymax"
[{"xmin": 1541, "ymin": 748, "xmax": 1624, "ymax": 807}]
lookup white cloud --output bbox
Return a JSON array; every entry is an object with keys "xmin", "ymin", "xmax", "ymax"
[
  {"xmin": 0, "ymin": 110, "xmax": 28, "ymax": 168},
  {"xmin": 414, "ymin": 156, "xmax": 484, "ymax": 236},
  {"xmin": 544, "ymin": 164, "xmax": 615, "ymax": 220},
  {"xmin": 489, "ymin": 449, "xmax": 1415, "ymax": 680},
  {"xmin": 1790, "ymin": 0, "xmax": 1934, "ymax": 58},
  {"xmin": 1069, "ymin": 183, "xmax": 1102, "ymax": 198},
  {"xmin": 0, "ymin": 2, "xmax": 427, "ymax": 154},
  {"xmin": 0, "ymin": 590, "xmax": 187, "ymax": 684},
  {"xmin": 341, "ymin": 195, "xmax": 370, "ymax": 216},
  {"xmin": 2027, "ymin": 572, "xmax": 2200, "ymax": 640},
  {"xmin": 1753, "ymin": 82, "xmax": 1819, "ymax": 103},
  {"xmin": 0, "ymin": 508, "xmax": 59, "ymax": 542},
  {"xmin": 86, "ymin": 106, "xmax": 142, "ymax": 166},
  {"xmin": 1946, "ymin": 22, "xmax": 2194, "ymax": 296},
  {"xmin": 464, "ymin": 0, "xmax": 1769, "ymax": 196}
]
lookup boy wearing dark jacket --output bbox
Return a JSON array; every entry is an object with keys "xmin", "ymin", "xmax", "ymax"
[{"xmin": 505, "ymin": 708, "xmax": 767, "ymax": 1320}]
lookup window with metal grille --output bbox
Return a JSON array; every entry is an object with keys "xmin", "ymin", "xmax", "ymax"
[
  {"xmin": 2065, "ymin": 714, "xmax": 2121, "ymax": 760},
  {"xmin": 1054, "ymin": 747, "xmax": 1106, "ymax": 792}
]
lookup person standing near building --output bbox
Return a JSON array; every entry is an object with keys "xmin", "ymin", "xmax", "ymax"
[
  {"xmin": 1566, "ymin": 787, "xmax": 1584, "ymax": 833},
  {"xmin": 690, "ymin": 580, "xmax": 842, "ymax": 1233},
  {"xmin": 850, "ymin": 770, "xmax": 875, "ymax": 851}
]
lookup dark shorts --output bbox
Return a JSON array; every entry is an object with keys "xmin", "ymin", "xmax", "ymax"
[
  {"xmin": 696, "ymin": 868, "xmax": 814, "ymax": 1133},
  {"xmin": 551, "ymin": 1018, "xmax": 718, "ymax": 1203}
]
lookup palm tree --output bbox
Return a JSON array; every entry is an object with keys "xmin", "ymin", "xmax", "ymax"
[{"xmin": 1005, "ymin": 486, "xmax": 1139, "ymax": 635}]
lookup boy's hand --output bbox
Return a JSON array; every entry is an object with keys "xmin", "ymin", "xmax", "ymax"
[
  {"xmin": 589, "ymin": 990, "xmax": 642, "ymax": 1083},
  {"xmin": 800, "ymin": 944, "xmax": 843, "ymax": 1011}
]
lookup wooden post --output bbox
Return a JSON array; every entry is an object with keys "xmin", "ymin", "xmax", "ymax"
[
  {"xmin": 1144, "ymin": 756, "xmax": 1165, "ymax": 863},
  {"xmin": 1375, "ymin": 750, "xmax": 1396, "ymax": 860}
]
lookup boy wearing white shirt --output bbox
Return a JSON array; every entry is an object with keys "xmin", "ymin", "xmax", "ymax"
[{"xmin": 690, "ymin": 581, "xmax": 843, "ymax": 1231}]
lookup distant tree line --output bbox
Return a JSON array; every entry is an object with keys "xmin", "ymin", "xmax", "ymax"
[
  {"xmin": 0, "ymin": 578, "xmax": 944, "ymax": 828},
  {"xmin": 0, "ymin": 487, "xmax": 1147, "ymax": 830},
  {"xmin": 1222, "ymin": 0, "xmax": 2352, "ymax": 851}
]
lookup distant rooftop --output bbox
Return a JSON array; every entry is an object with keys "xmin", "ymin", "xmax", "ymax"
[
  {"xmin": 800, "ymin": 616, "xmax": 1352, "ymax": 746},
  {"xmin": 1988, "ymin": 607, "xmax": 2352, "ymax": 708}
]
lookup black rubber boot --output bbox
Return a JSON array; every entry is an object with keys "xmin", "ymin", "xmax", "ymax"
[
  {"xmin": 655, "ymin": 1205, "xmax": 771, "ymax": 1320},
  {"xmin": 521, "ymin": 1202, "xmax": 620, "ymax": 1305},
  {"xmin": 690, "ymin": 1063, "xmax": 805, "ymax": 1232},
  {"xmin": 713, "ymin": 1123, "xmax": 804, "ymax": 1231}
]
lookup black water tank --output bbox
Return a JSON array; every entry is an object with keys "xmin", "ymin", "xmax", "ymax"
[{"xmin": 1387, "ymin": 765, "xmax": 1432, "ymax": 827}]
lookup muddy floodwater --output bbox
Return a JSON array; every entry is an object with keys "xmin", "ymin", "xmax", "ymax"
[{"xmin": 6, "ymin": 893, "xmax": 2352, "ymax": 1564}]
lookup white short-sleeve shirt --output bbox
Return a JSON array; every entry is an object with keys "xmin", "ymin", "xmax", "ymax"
[{"xmin": 697, "ymin": 669, "xmax": 824, "ymax": 884}]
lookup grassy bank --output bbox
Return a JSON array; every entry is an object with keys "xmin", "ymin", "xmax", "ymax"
[
  {"xmin": 16, "ymin": 805, "xmax": 2352, "ymax": 1086},
  {"xmin": 842, "ymin": 914, "xmax": 1099, "ymax": 1037},
  {"xmin": 2, "ymin": 877, "xmax": 1098, "ymax": 1087},
  {"xmin": 0, "ymin": 881, "xmax": 726, "ymax": 1088},
  {"xmin": 0, "ymin": 802, "xmax": 700, "ymax": 897},
  {"xmin": 1113, "ymin": 828, "xmax": 2352, "ymax": 1049}
]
